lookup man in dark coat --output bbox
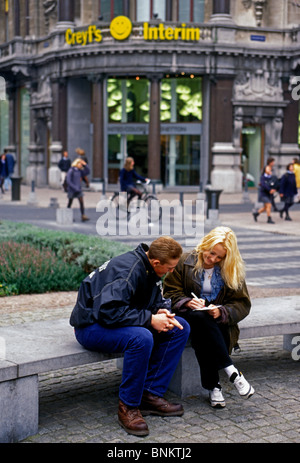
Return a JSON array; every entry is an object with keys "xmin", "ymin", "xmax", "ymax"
[{"xmin": 70, "ymin": 237, "xmax": 190, "ymax": 437}]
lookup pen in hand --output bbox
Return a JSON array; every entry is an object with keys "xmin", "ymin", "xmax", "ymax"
[{"xmin": 191, "ymin": 293, "xmax": 221, "ymax": 310}]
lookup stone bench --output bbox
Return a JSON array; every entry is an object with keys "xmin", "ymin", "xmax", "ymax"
[
  {"xmin": 0, "ymin": 295, "xmax": 299, "ymax": 443},
  {"xmin": 168, "ymin": 295, "xmax": 300, "ymax": 398}
]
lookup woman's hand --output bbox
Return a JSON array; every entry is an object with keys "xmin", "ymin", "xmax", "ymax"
[
  {"xmin": 186, "ymin": 297, "xmax": 206, "ymax": 310},
  {"xmin": 207, "ymin": 304, "xmax": 221, "ymax": 319}
]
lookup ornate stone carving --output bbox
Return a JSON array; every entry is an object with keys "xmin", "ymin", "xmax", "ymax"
[
  {"xmin": 31, "ymin": 75, "xmax": 52, "ymax": 107},
  {"xmin": 43, "ymin": 0, "xmax": 57, "ymax": 33},
  {"xmin": 241, "ymin": 0, "xmax": 267, "ymax": 26},
  {"xmin": 233, "ymin": 70, "xmax": 283, "ymax": 102}
]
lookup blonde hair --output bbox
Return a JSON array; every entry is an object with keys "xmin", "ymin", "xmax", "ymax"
[
  {"xmin": 71, "ymin": 158, "xmax": 84, "ymax": 168},
  {"xmin": 195, "ymin": 226, "xmax": 245, "ymax": 290},
  {"xmin": 123, "ymin": 157, "xmax": 134, "ymax": 171},
  {"xmin": 75, "ymin": 147, "xmax": 85, "ymax": 156}
]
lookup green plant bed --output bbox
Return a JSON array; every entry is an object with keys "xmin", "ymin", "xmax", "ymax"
[{"xmin": 0, "ymin": 221, "xmax": 133, "ymax": 295}]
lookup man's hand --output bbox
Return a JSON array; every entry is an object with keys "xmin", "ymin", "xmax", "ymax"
[{"xmin": 151, "ymin": 310, "xmax": 183, "ymax": 333}]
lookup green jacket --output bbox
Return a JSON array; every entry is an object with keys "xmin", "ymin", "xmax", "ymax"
[{"xmin": 163, "ymin": 251, "xmax": 251, "ymax": 353}]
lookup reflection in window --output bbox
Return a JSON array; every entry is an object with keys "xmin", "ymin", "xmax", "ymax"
[
  {"xmin": 137, "ymin": 0, "xmax": 166, "ymax": 21},
  {"xmin": 160, "ymin": 77, "xmax": 202, "ymax": 122},
  {"xmin": 161, "ymin": 135, "xmax": 200, "ymax": 186},
  {"xmin": 108, "ymin": 77, "xmax": 149, "ymax": 123}
]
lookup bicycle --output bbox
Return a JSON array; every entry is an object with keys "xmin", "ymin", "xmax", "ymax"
[{"xmin": 109, "ymin": 180, "xmax": 162, "ymax": 222}]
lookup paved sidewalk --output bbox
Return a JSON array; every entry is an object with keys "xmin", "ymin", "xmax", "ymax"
[
  {"xmin": 0, "ymin": 296, "xmax": 299, "ymax": 444},
  {"xmin": 1, "ymin": 184, "xmax": 300, "ymax": 236}
]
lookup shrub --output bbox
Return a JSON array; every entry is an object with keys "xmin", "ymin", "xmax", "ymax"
[
  {"xmin": 0, "ymin": 241, "xmax": 86, "ymax": 295},
  {"xmin": 0, "ymin": 221, "xmax": 132, "ymax": 274}
]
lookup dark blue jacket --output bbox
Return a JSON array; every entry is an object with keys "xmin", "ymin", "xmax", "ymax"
[
  {"xmin": 0, "ymin": 159, "xmax": 8, "ymax": 178},
  {"xmin": 69, "ymin": 244, "xmax": 165, "ymax": 329},
  {"xmin": 119, "ymin": 168, "xmax": 145, "ymax": 191},
  {"xmin": 279, "ymin": 171, "xmax": 297, "ymax": 198},
  {"xmin": 5, "ymin": 153, "xmax": 15, "ymax": 175},
  {"xmin": 58, "ymin": 157, "xmax": 71, "ymax": 172}
]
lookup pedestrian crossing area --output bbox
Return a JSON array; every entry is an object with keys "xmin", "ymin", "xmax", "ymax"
[
  {"xmin": 234, "ymin": 230, "xmax": 300, "ymax": 288},
  {"xmin": 106, "ymin": 227, "xmax": 300, "ymax": 288}
]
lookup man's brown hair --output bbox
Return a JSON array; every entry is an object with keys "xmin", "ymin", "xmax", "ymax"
[{"xmin": 148, "ymin": 237, "xmax": 182, "ymax": 264}]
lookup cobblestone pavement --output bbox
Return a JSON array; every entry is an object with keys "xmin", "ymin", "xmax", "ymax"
[{"xmin": 1, "ymin": 304, "xmax": 299, "ymax": 444}]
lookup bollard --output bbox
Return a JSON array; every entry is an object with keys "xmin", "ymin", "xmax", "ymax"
[
  {"xmin": 27, "ymin": 180, "xmax": 39, "ymax": 206},
  {"xmin": 205, "ymin": 187, "xmax": 223, "ymax": 218},
  {"xmin": 56, "ymin": 208, "xmax": 73, "ymax": 225},
  {"xmin": 49, "ymin": 197, "xmax": 59, "ymax": 208},
  {"xmin": 11, "ymin": 176, "xmax": 22, "ymax": 201}
]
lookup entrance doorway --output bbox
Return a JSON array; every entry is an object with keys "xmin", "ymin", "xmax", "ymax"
[{"xmin": 242, "ymin": 125, "xmax": 264, "ymax": 187}]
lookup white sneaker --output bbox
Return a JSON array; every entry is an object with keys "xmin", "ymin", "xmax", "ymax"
[
  {"xmin": 209, "ymin": 386, "xmax": 226, "ymax": 408},
  {"xmin": 230, "ymin": 372, "xmax": 255, "ymax": 399}
]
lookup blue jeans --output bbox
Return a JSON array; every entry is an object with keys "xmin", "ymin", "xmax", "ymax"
[{"xmin": 75, "ymin": 317, "xmax": 190, "ymax": 407}]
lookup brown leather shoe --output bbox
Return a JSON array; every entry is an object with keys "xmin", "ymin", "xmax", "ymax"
[
  {"xmin": 140, "ymin": 391, "xmax": 184, "ymax": 417},
  {"xmin": 118, "ymin": 400, "xmax": 149, "ymax": 436}
]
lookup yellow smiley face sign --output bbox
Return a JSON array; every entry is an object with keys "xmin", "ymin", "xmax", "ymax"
[{"xmin": 110, "ymin": 16, "xmax": 132, "ymax": 41}]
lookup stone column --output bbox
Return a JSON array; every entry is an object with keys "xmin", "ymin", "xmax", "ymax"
[
  {"xmin": 210, "ymin": 0, "xmax": 233, "ymax": 23},
  {"xmin": 56, "ymin": 0, "xmax": 75, "ymax": 30},
  {"xmin": 6, "ymin": 86, "xmax": 18, "ymax": 173},
  {"xmin": 276, "ymin": 79, "xmax": 300, "ymax": 175},
  {"xmin": 148, "ymin": 75, "xmax": 161, "ymax": 180},
  {"xmin": 210, "ymin": 79, "xmax": 243, "ymax": 193},
  {"xmin": 48, "ymin": 79, "xmax": 67, "ymax": 188},
  {"xmin": 91, "ymin": 76, "xmax": 105, "ymax": 180}
]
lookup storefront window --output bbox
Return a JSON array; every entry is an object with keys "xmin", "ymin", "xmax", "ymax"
[
  {"xmin": 108, "ymin": 77, "xmax": 149, "ymax": 123},
  {"xmin": 161, "ymin": 134, "xmax": 200, "ymax": 186},
  {"xmin": 160, "ymin": 77, "xmax": 202, "ymax": 122},
  {"xmin": 0, "ymin": 99, "xmax": 9, "ymax": 153},
  {"xmin": 108, "ymin": 134, "xmax": 148, "ymax": 183}
]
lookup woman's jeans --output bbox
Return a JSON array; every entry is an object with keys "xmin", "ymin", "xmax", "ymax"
[
  {"xmin": 75, "ymin": 317, "xmax": 190, "ymax": 407},
  {"xmin": 184, "ymin": 310, "xmax": 232, "ymax": 391}
]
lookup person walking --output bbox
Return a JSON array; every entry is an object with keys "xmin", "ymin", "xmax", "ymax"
[
  {"xmin": 70, "ymin": 237, "xmax": 190, "ymax": 437},
  {"xmin": 279, "ymin": 162, "xmax": 298, "ymax": 221},
  {"xmin": 58, "ymin": 151, "xmax": 71, "ymax": 189},
  {"xmin": 3, "ymin": 149, "xmax": 15, "ymax": 191},
  {"xmin": 267, "ymin": 157, "xmax": 280, "ymax": 212},
  {"xmin": 66, "ymin": 158, "xmax": 90, "ymax": 222},
  {"xmin": 0, "ymin": 153, "xmax": 8, "ymax": 194},
  {"xmin": 253, "ymin": 164, "xmax": 276, "ymax": 224},
  {"xmin": 293, "ymin": 158, "xmax": 300, "ymax": 202},
  {"xmin": 163, "ymin": 227, "xmax": 255, "ymax": 409}
]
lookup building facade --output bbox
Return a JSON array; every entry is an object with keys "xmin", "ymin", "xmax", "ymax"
[{"xmin": 1, "ymin": 0, "xmax": 300, "ymax": 192}]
